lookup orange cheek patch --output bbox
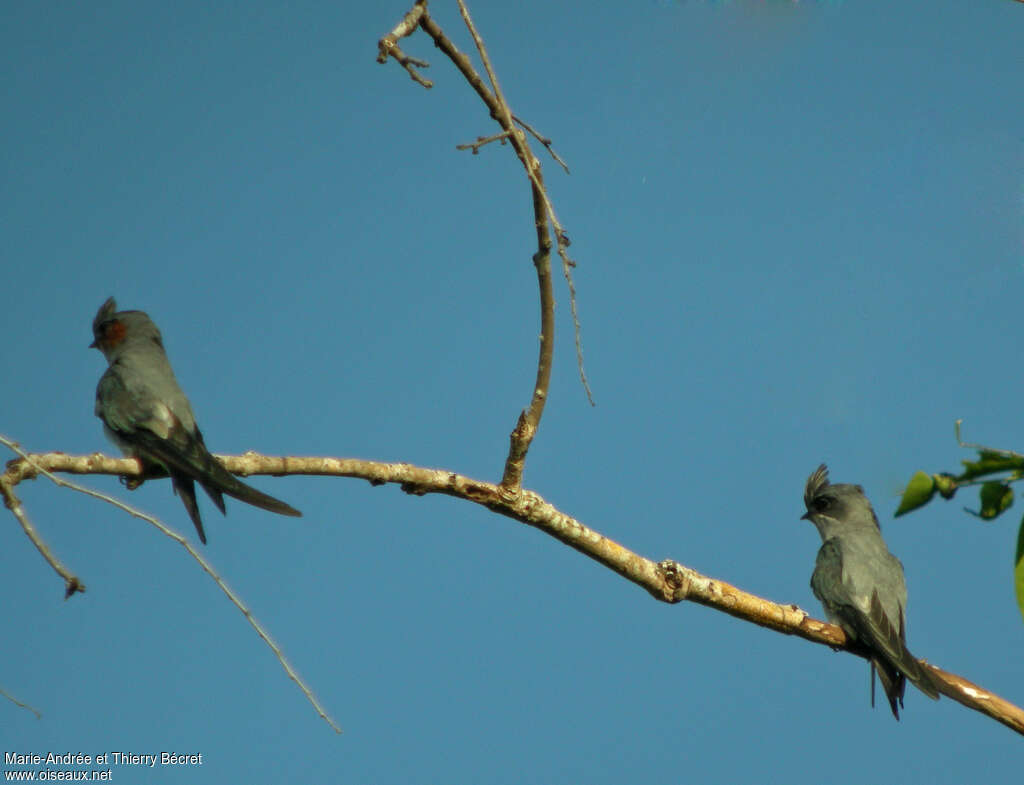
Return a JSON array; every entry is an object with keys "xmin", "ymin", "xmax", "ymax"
[{"xmin": 105, "ymin": 319, "xmax": 127, "ymax": 346}]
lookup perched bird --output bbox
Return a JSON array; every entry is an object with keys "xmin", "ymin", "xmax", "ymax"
[
  {"xmin": 801, "ymin": 464, "xmax": 939, "ymax": 719},
  {"xmin": 91, "ymin": 297, "xmax": 301, "ymax": 543}
]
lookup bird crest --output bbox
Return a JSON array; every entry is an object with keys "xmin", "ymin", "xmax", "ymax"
[{"xmin": 804, "ymin": 463, "xmax": 830, "ymax": 511}]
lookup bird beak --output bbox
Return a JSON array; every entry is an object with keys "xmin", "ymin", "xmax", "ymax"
[
  {"xmin": 799, "ymin": 511, "xmax": 810, "ymax": 521},
  {"xmin": 88, "ymin": 339, "xmax": 97, "ymax": 348}
]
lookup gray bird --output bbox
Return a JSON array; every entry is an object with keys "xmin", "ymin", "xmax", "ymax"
[
  {"xmin": 801, "ymin": 464, "xmax": 939, "ymax": 719},
  {"xmin": 91, "ymin": 297, "xmax": 301, "ymax": 544}
]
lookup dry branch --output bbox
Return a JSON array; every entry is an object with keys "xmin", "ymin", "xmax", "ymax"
[
  {"xmin": 378, "ymin": 0, "xmax": 597, "ymax": 488},
  {"xmin": 0, "ymin": 441, "xmax": 339, "ymax": 733},
  {"xmin": 5, "ymin": 449, "xmax": 1023, "ymax": 736}
]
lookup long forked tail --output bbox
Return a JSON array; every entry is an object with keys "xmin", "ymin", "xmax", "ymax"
[{"xmin": 194, "ymin": 451, "xmax": 302, "ymax": 518}]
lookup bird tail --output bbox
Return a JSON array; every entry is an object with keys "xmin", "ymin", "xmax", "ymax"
[
  {"xmin": 171, "ymin": 474, "xmax": 208, "ymax": 544},
  {"xmin": 199, "ymin": 466, "xmax": 302, "ymax": 518},
  {"xmin": 863, "ymin": 590, "xmax": 940, "ymax": 719},
  {"xmin": 873, "ymin": 659, "xmax": 907, "ymax": 720},
  {"xmin": 875, "ymin": 652, "xmax": 942, "ymax": 721},
  {"xmin": 186, "ymin": 448, "xmax": 301, "ymax": 518},
  {"xmin": 127, "ymin": 427, "xmax": 300, "ymax": 544}
]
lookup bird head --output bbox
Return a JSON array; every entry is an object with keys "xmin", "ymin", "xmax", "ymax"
[
  {"xmin": 90, "ymin": 297, "xmax": 164, "ymax": 360},
  {"xmin": 802, "ymin": 463, "xmax": 880, "ymax": 539}
]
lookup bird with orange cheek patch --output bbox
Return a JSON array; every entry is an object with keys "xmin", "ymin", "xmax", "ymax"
[{"xmin": 91, "ymin": 297, "xmax": 301, "ymax": 544}]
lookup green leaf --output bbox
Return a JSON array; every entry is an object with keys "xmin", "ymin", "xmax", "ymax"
[
  {"xmin": 895, "ymin": 471, "xmax": 936, "ymax": 517},
  {"xmin": 979, "ymin": 449, "xmax": 1024, "ymax": 468},
  {"xmin": 960, "ymin": 450, "xmax": 1024, "ymax": 480},
  {"xmin": 978, "ymin": 482, "xmax": 1013, "ymax": 520},
  {"xmin": 1015, "ymin": 517, "xmax": 1024, "ymax": 623}
]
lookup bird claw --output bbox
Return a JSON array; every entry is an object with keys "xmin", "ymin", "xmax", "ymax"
[{"xmin": 121, "ymin": 475, "xmax": 145, "ymax": 491}]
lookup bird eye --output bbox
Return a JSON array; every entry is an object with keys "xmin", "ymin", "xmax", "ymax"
[{"xmin": 813, "ymin": 496, "xmax": 831, "ymax": 513}]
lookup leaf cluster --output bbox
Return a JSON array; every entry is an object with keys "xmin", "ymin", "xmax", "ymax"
[{"xmin": 895, "ymin": 448, "xmax": 1024, "ymax": 622}]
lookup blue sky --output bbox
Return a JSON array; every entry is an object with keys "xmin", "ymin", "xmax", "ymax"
[{"xmin": 3, "ymin": 0, "xmax": 1023, "ymax": 782}]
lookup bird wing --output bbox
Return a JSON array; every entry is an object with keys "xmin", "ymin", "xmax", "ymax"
[
  {"xmin": 97, "ymin": 369, "xmax": 300, "ymax": 518},
  {"xmin": 812, "ymin": 538, "xmax": 938, "ymax": 702},
  {"xmin": 857, "ymin": 589, "xmax": 939, "ymax": 700},
  {"xmin": 97, "ymin": 369, "xmax": 219, "ymax": 484},
  {"xmin": 96, "ymin": 368, "xmax": 174, "ymax": 439}
]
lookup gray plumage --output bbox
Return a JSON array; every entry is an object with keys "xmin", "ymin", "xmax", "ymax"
[
  {"xmin": 91, "ymin": 297, "xmax": 301, "ymax": 544},
  {"xmin": 801, "ymin": 464, "xmax": 939, "ymax": 719}
]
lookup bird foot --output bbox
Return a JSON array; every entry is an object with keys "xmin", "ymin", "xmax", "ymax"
[{"xmin": 121, "ymin": 475, "xmax": 145, "ymax": 491}]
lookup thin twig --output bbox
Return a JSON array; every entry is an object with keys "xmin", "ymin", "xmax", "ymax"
[
  {"xmin": 0, "ymin": 686, "xmax": 42, "ymax": 719},
  {"xmin": 377, "ymin": 0, "xmax": 432, "ymax": 87},
  {"xmin": 411, "ymin": 2, "xmax": 555, "ymax": 489},
  {"xmin": 0, "ymin": 437, "xmax": 340, "ymax": 734},
  {"xmin": 0, "ymin": 484, "xmax": 83, "ymax": 598},
  {"xmin": 560, "ymin": 240, "xmax": 594, "ymax": 405},
  {"xmin": 510, "ymin": 114, "xmax": 590, "ymax": 404},
  {"xmin": 456, "ymin": 130, "xmax": 512, "ymax": 154},
  {"xmin": 385, "ymin": 2, "xmax": 593, "ymax": 479},
  {"xmin": 956, "ymin": 478, "xmax": 1013, "ymax": 490},
  {"xmin": 512, "ymin": 114, "xmax": 569, "ymax": 174},
  {"xmin": 0, "ymin": 438, "xmax": 84, "ymax": 598},
  {"xmin": 456, "ymin": 0, "xmax": 589, "ymax": 473},
  {"xmin": 955, "ymin": 419, "xmax": 1024, "ymax": 459},
  {"xmin": 386, "ymin": 43, "xmax": 433, "ymax": 88},
  {"xmin": 456, "ymin": 0, "xmax": 514, "ymax": 128}
]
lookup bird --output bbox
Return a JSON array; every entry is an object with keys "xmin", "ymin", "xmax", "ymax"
[
  {"xmin": 801, "ymin": 464, "xmax": 939, "ymax": 719},
  {"xmin": 91, "ymin": 296, "xmax": 301, "ymax": 544}
]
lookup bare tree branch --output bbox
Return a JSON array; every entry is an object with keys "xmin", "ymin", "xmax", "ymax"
[
  {"xmin": 956, "ymin": 419, "xmax": 1024, "ymax": 460},
  {"xmin": 376, "ymin": 0, "xmax": 432, "ymax": 87},
  {"xmin": 1, "ymin": 439, "xmax": 339, "ymax": 734},
  {"xmin": 378, "ymin": 0, "xmax": 598, "ymax": 487},
  {"xmin": 512, "ymin": 114, "xmax": 569, "ymax": 174},
  {"xmin": 455, "ymin": 130, "xmax": 512, "ymax": 154},
  {"xmin": 412, "ymin": 3, "xmax": 556, "ymax": 489},
  {"xmin": 0, "ymin": 440, "xmax": 84, "ymax": 598},
  {"xmin": 5, "ymin": 448, "xmax": 1023, "ymax": 736},
  {"xmin": 0, "ymin": 686, "xmax": 42, "ymax": 719}
]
